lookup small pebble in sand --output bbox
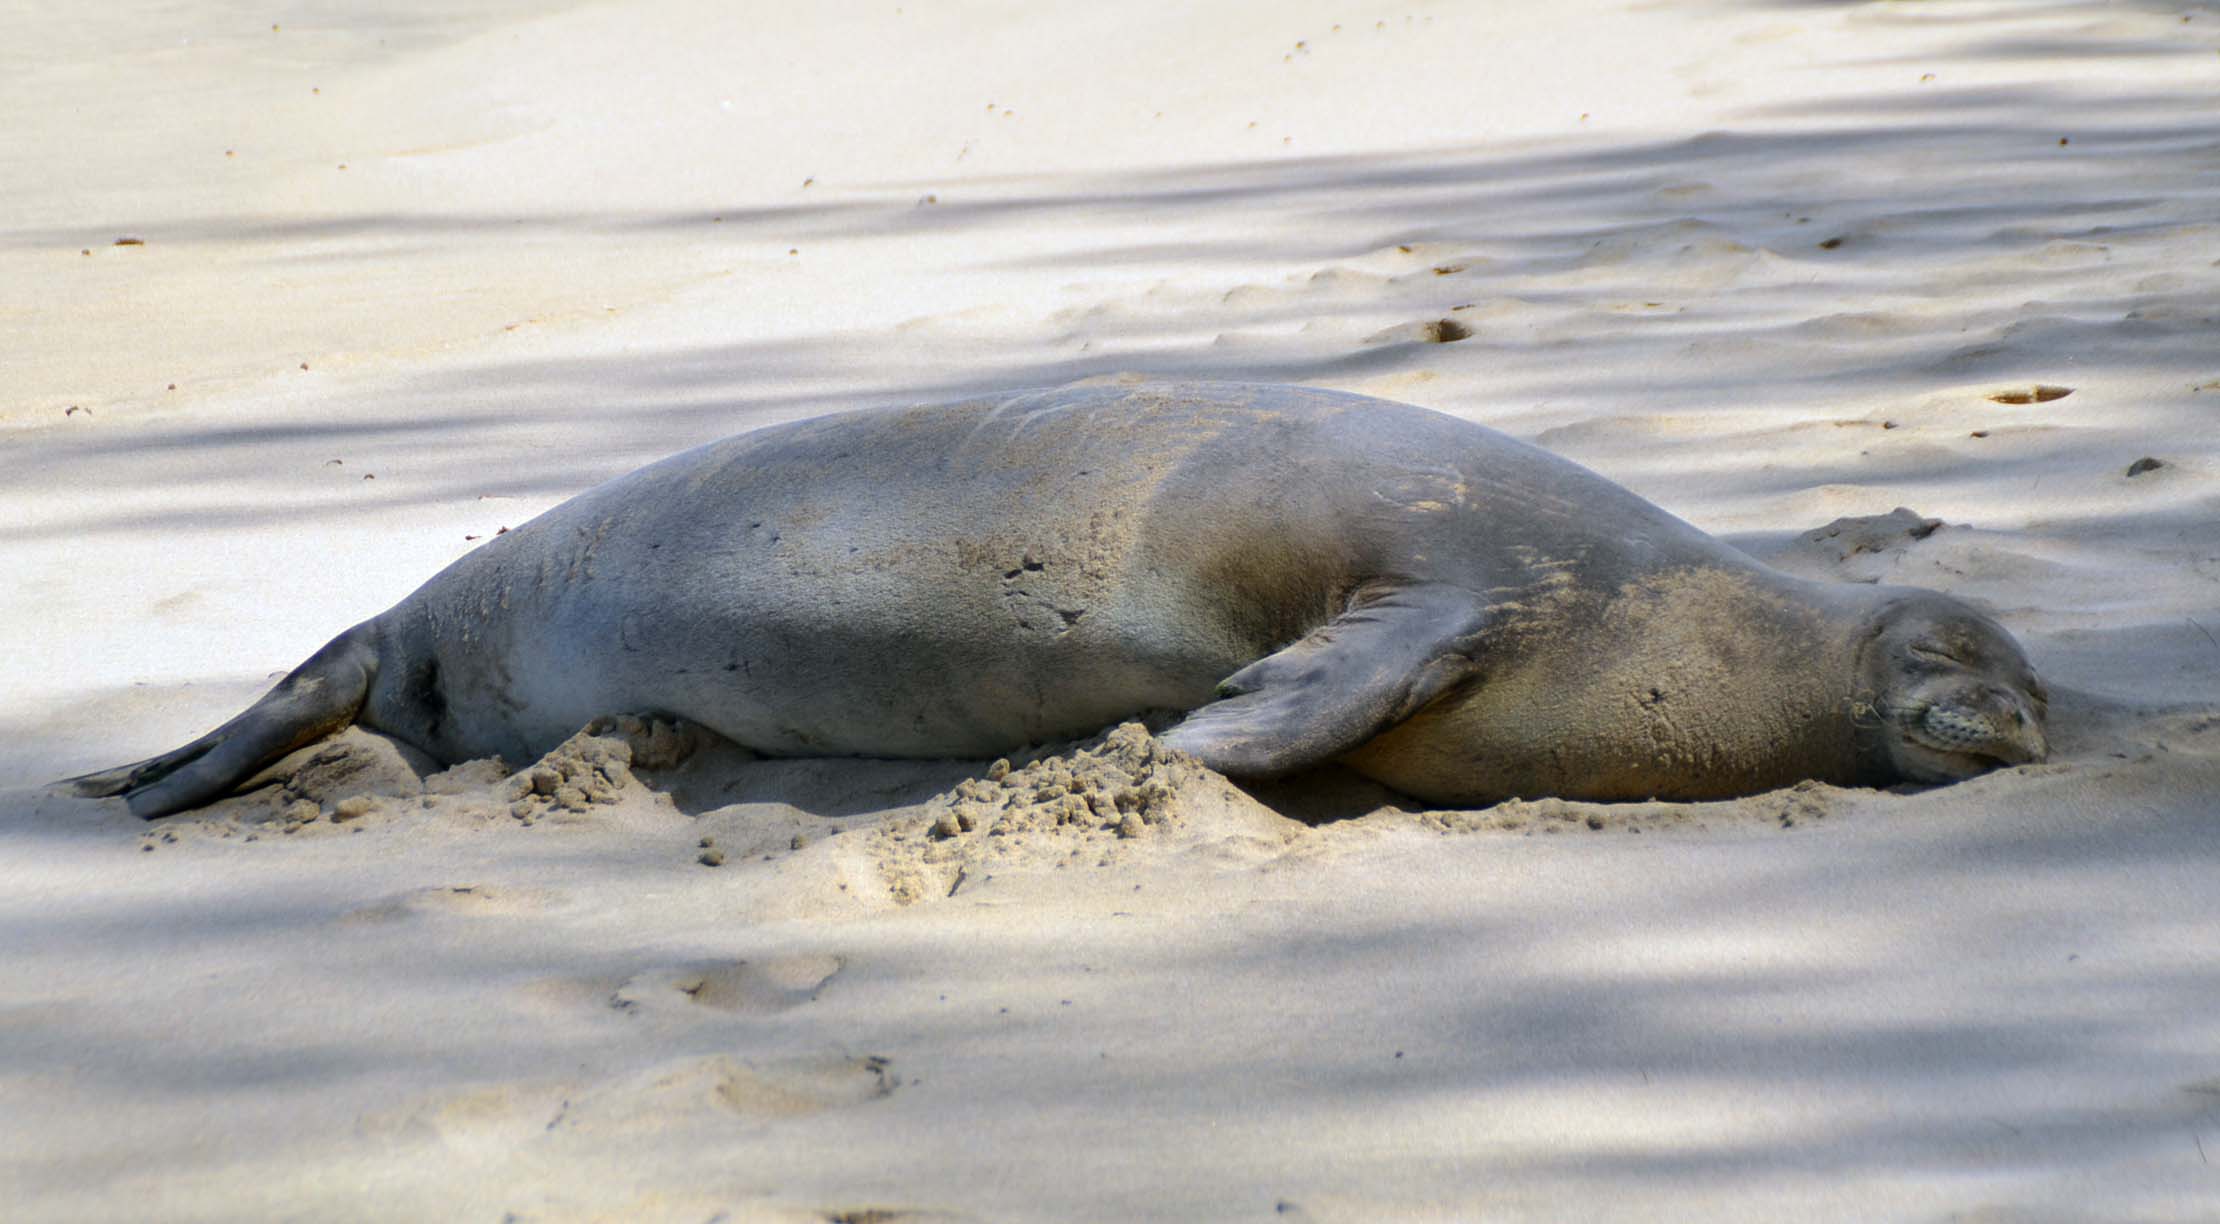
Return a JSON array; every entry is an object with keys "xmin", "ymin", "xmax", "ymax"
[
  {"xmin": 1986, "ymin": 384, "xmax": 2073, "ymax": 404},
  {"xmin": 697, "ymin": 849, "xmax": 726, "ymax": 867},
  {"xmin": 2126, "ymin": 457, "xmax": 2165, "ymax": 477}
]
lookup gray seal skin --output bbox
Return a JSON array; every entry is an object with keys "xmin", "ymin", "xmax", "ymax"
[{"xmin": 70, "ymin": 381, "xmax": 2050, "ymax": 818}]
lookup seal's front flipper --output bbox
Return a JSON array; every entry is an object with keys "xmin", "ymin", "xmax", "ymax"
[
  {"xmin": 1161, "ymin": 581, "xmax": 1486, "ymax": 777},
  {"xmin": 64, "ymin": 624, "xmax": 379, "ymax": 819}
]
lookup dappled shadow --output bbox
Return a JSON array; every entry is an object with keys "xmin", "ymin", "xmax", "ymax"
[
  {"xmin": 15, "ymin": 70, "xmax": 2212, "ymax": 550},
  {"xmin": 4, "ymin": 739, "xmax": 2217, "ymax": 1211},
  {"xmin": 1746, "ymin": 0, "xmax": 2220, "ymax": 64},
  {"xmin": 10, "ymin": 4, "xmax": 2220, "ymax": 1216}
]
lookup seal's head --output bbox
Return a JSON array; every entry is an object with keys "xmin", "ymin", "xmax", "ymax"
[{"xmin": 1855, "ymin": 591, "xmax": 2049, "ymax": 784}]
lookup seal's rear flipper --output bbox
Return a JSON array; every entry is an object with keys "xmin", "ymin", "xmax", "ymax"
[
  {"xmin": 64, "ymin": 624, "xmax": 379, "ymax": 819},
  {"xmin": 1160, "ymin": 581, "xmax": 1486, "ymax": 777}
]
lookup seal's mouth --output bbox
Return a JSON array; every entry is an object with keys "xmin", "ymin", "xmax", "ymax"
[{"xmin": 1889, "ymin": 693, "xmax": 2048, "ymax": 780}]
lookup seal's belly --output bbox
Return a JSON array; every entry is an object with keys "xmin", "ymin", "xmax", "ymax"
[
  {"xmin": 450, "ymin": 591, "xmax": 1232, "ymax": 762},
  {"xmin": 404, "ymin": 500, "xmax": 1262, "ymax": 764}
]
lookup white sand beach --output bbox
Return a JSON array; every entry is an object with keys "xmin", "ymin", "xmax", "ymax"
[{"xmin": 4, "ymin": 1, "xmax": 2218, "ymax": 1219}]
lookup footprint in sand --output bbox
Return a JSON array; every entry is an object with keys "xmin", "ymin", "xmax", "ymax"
[
  {"xmin": 513, "ymin": 953, "xmax": 845, "ymax": 1022},
  {"xmin": 606, "ymin": 954, "xmax": 845, "ymax": 1018},
  {"xmin": 357, "ymin": 1079, "xmax": 572, "ymax": 1151},
  {"xmin": 1360, "ymin": 317, "xmax": 1472, "ymax": 345},
  {"xmin": 339, "ymin": 883, "xmax": 562, "ymax": 925},
  {"xmin": 545, "ymin": 1051, "xmax": 896, "ymax": 1135},
  {"xmin": 363, "ymin": 1049, "xmax": 895, "ymax": 1157}
]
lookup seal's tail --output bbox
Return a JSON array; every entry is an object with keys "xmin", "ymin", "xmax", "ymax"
[{"xmin": 64, "ymin": 623, "xmax": 380, "ymax": 819}]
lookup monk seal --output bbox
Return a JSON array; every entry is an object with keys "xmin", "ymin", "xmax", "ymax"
[{"xmin": 69, "ymin": 381, "xmax": 2048, "ymax": 818}]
